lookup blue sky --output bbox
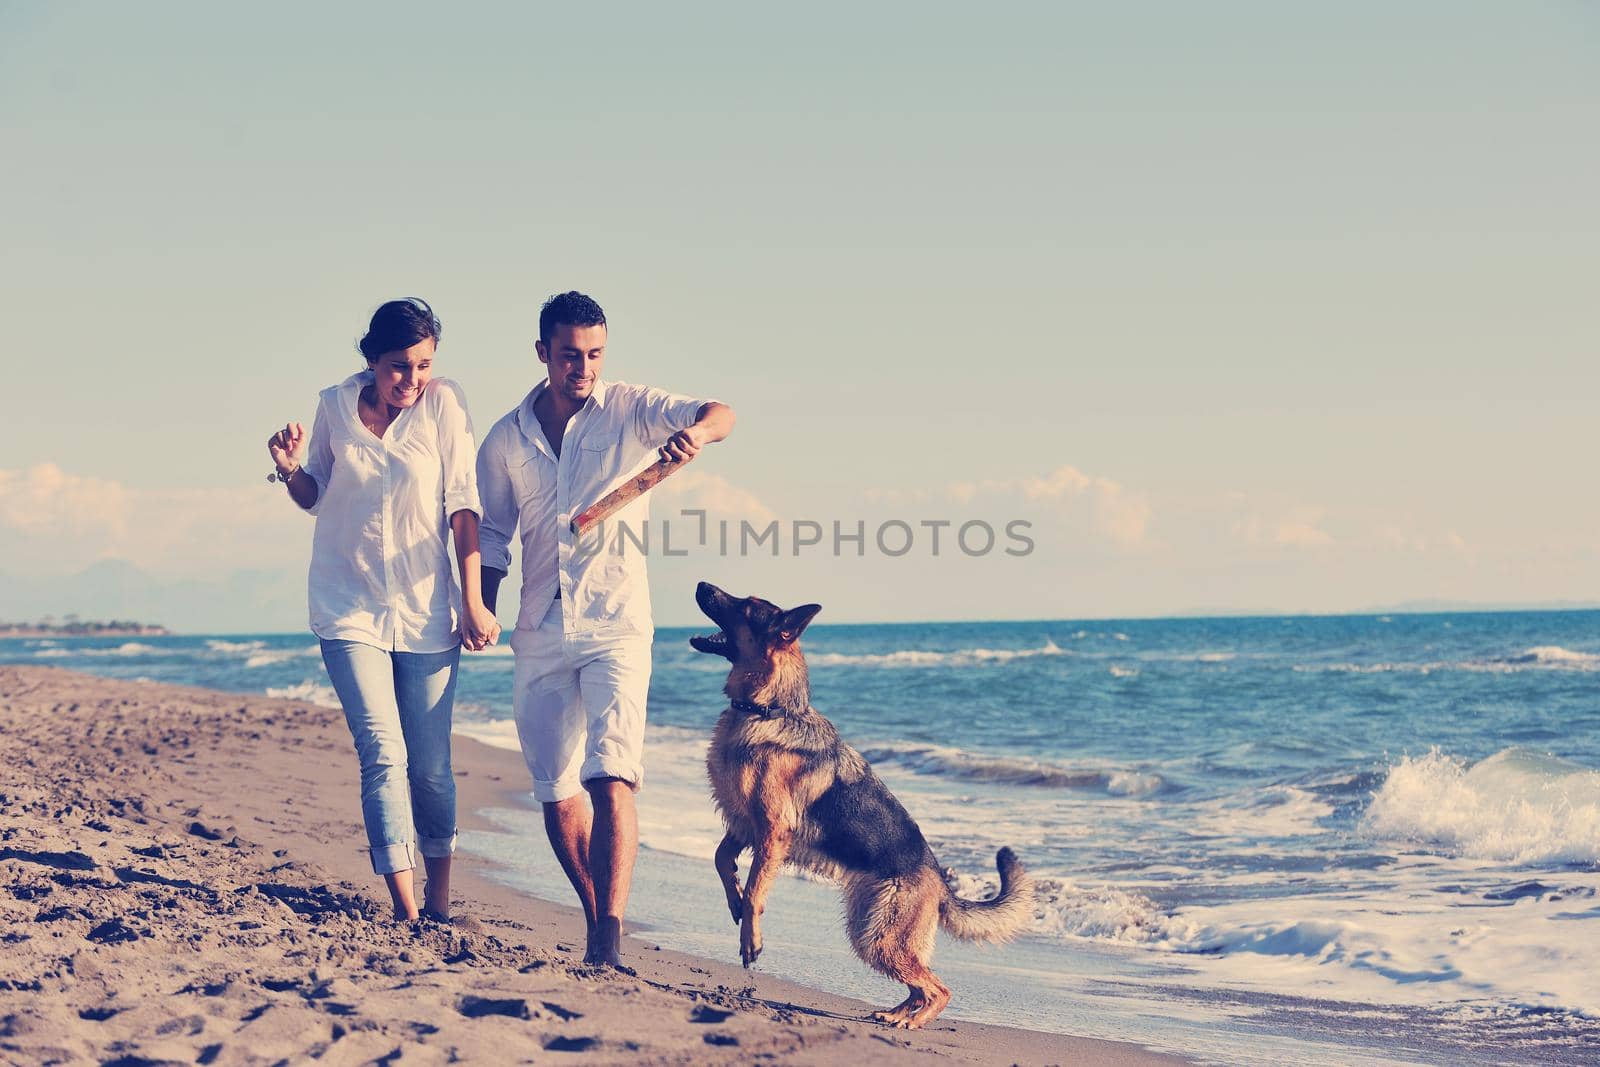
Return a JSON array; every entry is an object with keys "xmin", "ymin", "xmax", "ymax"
[{"xmin": 2, "ymin": 2, "xmax": 1596, "ymax": 630}]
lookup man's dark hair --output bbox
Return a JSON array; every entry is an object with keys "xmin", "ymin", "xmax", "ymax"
[
  {"xmin": 359, "ymin": 297, "xmax": 441, "ymax": 361},
  {"xmin": 539, "ymin": 291, "xmax": 607, "ymax": 347}
]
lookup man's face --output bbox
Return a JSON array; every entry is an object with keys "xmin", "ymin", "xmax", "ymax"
[{"xmin": 536, "ymin": 323, "xmax": 607, "ymax": 403}]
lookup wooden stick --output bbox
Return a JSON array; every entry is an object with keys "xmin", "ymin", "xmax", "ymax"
[{"xmin": 570, "ymin": 456, "xmax": 688, "ymax": 536}]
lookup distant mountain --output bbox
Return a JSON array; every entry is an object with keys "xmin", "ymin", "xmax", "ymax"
[
  {"xmin": 1168, "ymin": 599, "xmax": 1600, "ymax": 620},
  {"xmin": 0, "ymin": 560, "xmax": 306, "ymax": 634},
  {"xmin": 1358, "ymin": 599, "xmax": 1600, "ymax": 616}
]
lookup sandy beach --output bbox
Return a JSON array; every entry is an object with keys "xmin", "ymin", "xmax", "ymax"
[{"xmin": 0, "ymin": 664, "xmax": 1180, "ymax": 1066}]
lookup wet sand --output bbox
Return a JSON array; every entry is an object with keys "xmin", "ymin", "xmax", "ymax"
[{"xmin": 0, "ymin": 665, "xmax": 1182, "ymax": 1065}]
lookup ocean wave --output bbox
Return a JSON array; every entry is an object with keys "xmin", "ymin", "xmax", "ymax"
[
  {"xmin": 951, "ymin": 866, "xmax": 1600, "ymax": 1015},
  {"xmin": 945, "ymin": 871, "xmax": 1195, "ymax": 943},
  {"xmin": 806, "ymin": 640, "xmax": 1065, "ymax": 669},
  {"xmin": 264, "ymin": 681, "xmax": 341, "ymax": 709},
  {"xmin": 35, "ymin": 641, "xmax": 174, "ymax": 659},
  {"xmin": 1500, "ymin": 646, "xmax": 1600, "ymax": 667},
  {"xmin": 453, "ymin": 719, "xmax": 521, "ymax": 751},
  {"xmin": 861, "ymin": 741, "xmax": 1166, "ymax": 795},
  {"xmin": 1295, "ymin": 646, "xmax": 1600, "ymax": 675},
  {"xmin": 206, "ymin": 639, "xmax": 266, "ymax": 653},
  {"xmin": 1363, "ymin": 747, "xmax": 1600, "ymax": 865}
]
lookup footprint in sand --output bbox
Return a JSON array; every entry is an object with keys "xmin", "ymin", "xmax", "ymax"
[
  {"xmin": 457, "ymin": 995, "xmax": 530, "ymax": 1020},
  {"xmin": 86, "ymin": 917, "xmax": 146, "ymax": 944},
  {"xmin": 0, "ymin": 846, "xmax": 97, "ymax": 871},
  {"xmin": 543, "ymin": 1036, "xmax": 601, "ymax": 1052},
  {"xmin": 77, "ymin": 1006, "xmax": 123, "ymax": 1022}
]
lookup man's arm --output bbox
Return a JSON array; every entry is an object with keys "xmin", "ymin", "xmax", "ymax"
[
  {"xmin": 659, "ymin": 401, "xmax": 736, "ymax": 462},
  {"xmin": 475, "ymin": 424, "xmax": 519, "ymax": 621},
  {"xmin": 482, "ymin": 567, "xmax": 507, "ymax": 614}
]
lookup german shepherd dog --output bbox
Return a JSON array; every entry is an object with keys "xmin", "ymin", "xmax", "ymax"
[{"xmin": 690, "ymin": 582, "xmax": 1034, "ymax": 1029}]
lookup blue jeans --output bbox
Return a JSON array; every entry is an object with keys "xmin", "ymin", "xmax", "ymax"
[{"xmin": 320, "ymin": 640, "xmax": 460, "ymax": 875}]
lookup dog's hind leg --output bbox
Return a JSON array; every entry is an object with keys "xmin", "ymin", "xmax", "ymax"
[
  {"xmin": 714, "ymin": 831, "xmax": 745, "ymax": 924},
  {"xmin": 848, "ymin": 870, "xmax": 952, "ymax": 1029}
]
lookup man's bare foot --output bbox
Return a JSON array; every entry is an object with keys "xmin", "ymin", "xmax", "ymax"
[{"xmin": 584, "ymin": 917, "xmax": 623, "ymax": 967}]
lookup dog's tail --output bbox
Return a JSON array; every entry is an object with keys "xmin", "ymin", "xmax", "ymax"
[{"xmin": 938, "ymin": 847, "xmax": 1035, "ymax": 943}]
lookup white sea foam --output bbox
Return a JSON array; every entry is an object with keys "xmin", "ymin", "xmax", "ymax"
[
  {"xmin": 1364, "ymin": 747, "xmax": 1600, "ymax": 865},
  {"xmin": 1108, "ymin": 665, "xmax": 1139, "ymax": 678},
  {"xmin": 1181, "ymin": 784, "xmax": 1337, "ymax": 841},
  {"xmin": 454, "ymin": 719, "xmax": 523, "ymax": 751},
  {"xmin": 37, "ymin": 641, "xmax": 174, "ymax": 658},
  {"xmin": 947, "ymin": 872, "xmax": 1200, "ymax": 944},
  {"xmin": 939, "ymin": 846, "xmax": 1600, "ymax": 1016},
  {"xmin": 263, "ymin": 681, "xmax": 341, "ymax": 709},
  {"xmin": 206, "ymin": 639, "xmax": 266, "ymax": 653},
  {"xmin": 1296, "ymin": 646, "xmax": 1600, "ymax": 675},
  {"xmin": 806, "ymin": 640, "xmax": 1065, "ymax": 669},
  {"xmin": 1503, "ymin": 645, "xmax": 1600, "ymax": 667}
]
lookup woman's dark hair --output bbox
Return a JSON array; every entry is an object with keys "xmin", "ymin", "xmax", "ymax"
[
  {"xmin": 539, "ymin": 291, "xmax": 606, "ymax": 346},
  {"xmin": 359, "ymin": 297, "xmax": 441, "ymax": 361}
]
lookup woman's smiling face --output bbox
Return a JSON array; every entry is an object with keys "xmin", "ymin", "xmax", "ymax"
[{"xmin": 368, "ymin": 337, "xmax": 436, "ymax": 409}]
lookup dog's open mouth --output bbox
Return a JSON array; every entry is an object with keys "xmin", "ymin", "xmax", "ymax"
[{"xmin": 689, "ymin": 630, "xmax": 731, "ymax": 657}]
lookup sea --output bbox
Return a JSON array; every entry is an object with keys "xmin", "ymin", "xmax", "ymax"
[{"xmin": 5, "ymin": 610, "xmax": 1599, "ymax": 1065}]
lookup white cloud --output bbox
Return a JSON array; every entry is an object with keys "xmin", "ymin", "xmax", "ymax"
[
  {"xmin": 653, "ymin": 469, "xmax": 778, "ymax": 527},
  {"xmin": 1377, "ymin": 525, "xmax": 1472, "ymax": 555},
  {"xmin": 944, "ymin": 464, "xmax": 1151, "ymax": 546},
  {"xmin": 1232, "ymin": 508, "xmax": 1335, "ymax": 549},
  {"xmin": 0, "ymin": 463, "xmax": 130, "ymax": 536},
  {"xmin": 0, "ymin": 464, "xmax": 305, "ymax": 577}
]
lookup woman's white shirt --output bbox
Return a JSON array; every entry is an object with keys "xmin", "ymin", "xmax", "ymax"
[{"xmin": 301, "ymin": 371, "xmax": 481, "ymax": 653}]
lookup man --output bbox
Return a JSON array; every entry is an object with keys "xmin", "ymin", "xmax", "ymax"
[{"xmin": 477, "ymin": 291, "xmax": 735, "ymax": 967}]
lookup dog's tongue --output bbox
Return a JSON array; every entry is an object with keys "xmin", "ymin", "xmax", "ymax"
[{"xmin": 689, "ymin": 632, "xmax": 724, "ymax": 653}]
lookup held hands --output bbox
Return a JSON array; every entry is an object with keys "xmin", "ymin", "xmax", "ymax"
[
  {"xmin": 658, "ymin": 425, "xmax": 705, "ymax": 464},
  {"xmin": 268, "ymin": 422, "xmax": 306, "ymax": 476},
  {"xmin": 460, "ymin": 600, "xmax": 502, "ymax": 653}
]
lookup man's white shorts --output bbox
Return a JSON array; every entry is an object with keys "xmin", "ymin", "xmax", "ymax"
[{"xmin": 510, "ymin": 600, "xmax": 653, "ymax": 803}]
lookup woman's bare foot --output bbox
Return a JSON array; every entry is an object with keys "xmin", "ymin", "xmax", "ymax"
[{"xmin": 384, "ymin": 869, "xmax": 420, "ymax": 922}]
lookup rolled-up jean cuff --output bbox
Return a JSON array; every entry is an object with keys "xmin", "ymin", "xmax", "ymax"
[
  {"xmin": 417, "ymin": 833, "xmax": 457, "ymax": 859},
  {"xmin": 532, "ymin": 776, "xmax": 583, "ymax": 804},
  {"xmin": 368, "ymin": 841, "xmax": 416, "ymax": 876},
  {"xmin": 581, "ymin": 757, "xmax": 642, "ymax": 791}
]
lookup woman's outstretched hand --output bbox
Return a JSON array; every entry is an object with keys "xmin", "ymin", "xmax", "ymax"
[
  {"xmin": 268, "ymin": 422, "xmax": 306, "ymax": 475},
  {"xmin": 461, "ymin": 601, "xmax": 502, "ymax": 652}
]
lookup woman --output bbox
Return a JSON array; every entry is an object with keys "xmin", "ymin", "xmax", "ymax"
[{"xmin": 266, "ymin": 297, "xmax": 500, "ymax": 922}]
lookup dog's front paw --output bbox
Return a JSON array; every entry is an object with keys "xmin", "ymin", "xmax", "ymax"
[
  {"xmin": 739, "ymin": 916, "xmax": 763, "ymax": 967},
  {"xmin": 725, "ymin": 890, "xmax": 743, "ymax": 925}
]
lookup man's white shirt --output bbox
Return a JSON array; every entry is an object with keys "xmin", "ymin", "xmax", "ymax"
[{"xmin": 477, "ymin": 379, "xmax": 712, "ymax": 640}]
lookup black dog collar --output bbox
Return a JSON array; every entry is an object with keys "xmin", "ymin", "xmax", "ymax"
[{"xmin": 730, "ymin": 699, "xmax": 783, "ymax": 718}]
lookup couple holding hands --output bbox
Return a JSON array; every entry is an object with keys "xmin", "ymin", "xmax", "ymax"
[{"xmin": 265, "ymin": 292, "xmax": 735, "ymax": 966}]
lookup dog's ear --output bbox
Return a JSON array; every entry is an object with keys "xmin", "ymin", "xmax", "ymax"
[{"xmin": 772, "ymin": 603, "xmax": 821, "ymax": 643}]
